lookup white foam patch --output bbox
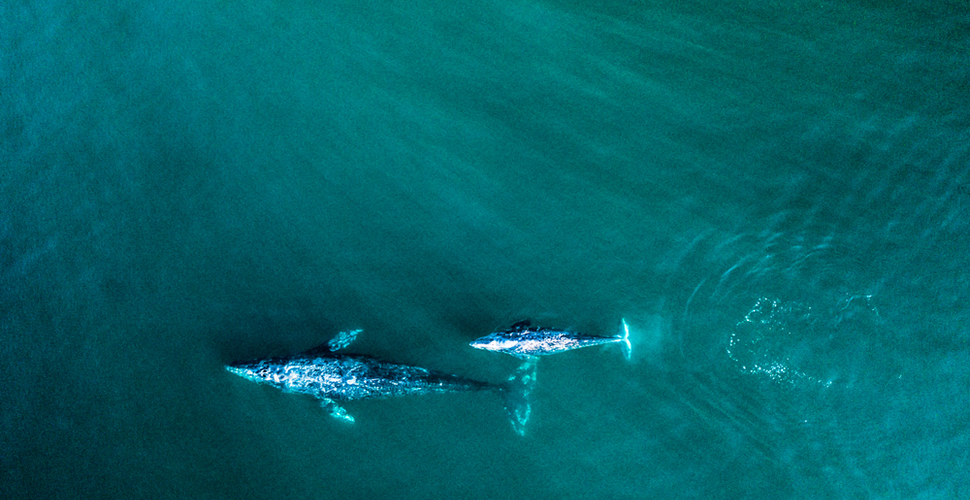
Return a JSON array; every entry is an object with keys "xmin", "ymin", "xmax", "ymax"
[{"xmin": 729, "ymin": 297, "xmax": 832, "ymax": 388}]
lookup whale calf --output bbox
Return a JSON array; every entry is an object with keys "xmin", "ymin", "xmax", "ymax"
[
  {"xmin": 226, "ymin": 329, "xmax": 536, "ymax": 435},
  {"xmin": 470, "ymin": 319, "xmax": 632, "ymax": 361}
]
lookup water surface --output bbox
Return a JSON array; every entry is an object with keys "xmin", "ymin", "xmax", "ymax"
[{"xmin": 3, "ymin": 0, "xmax": 969, "ymax": 498}]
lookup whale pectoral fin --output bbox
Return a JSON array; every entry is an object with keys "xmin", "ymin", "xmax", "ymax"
[
  {"xmin": 502, "ymin": 358, "xmax": 537, "ymax": 436},
  {"xmin": 327, "ymin": 329, "xmax": 362, "ymax": 352},
  {"xmin": 321, "ymin": 399, "xmax": 355, "ymax": 423},
  {"xmin": 303, "ymin": 329, "xmax": 363, "ymax": 355}
]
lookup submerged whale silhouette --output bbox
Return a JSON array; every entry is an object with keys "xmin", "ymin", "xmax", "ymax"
[
  {"xmin": 470, "ymin": 319, "xmax": 632, "ymax": 361},
  {"xmin": 226, "ymin": 329, "xmax": 536, "ymax": 435}
]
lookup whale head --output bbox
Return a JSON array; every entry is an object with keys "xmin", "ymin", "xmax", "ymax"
[{"xmin": 225, "ymin": 360, "xmax": 282, "ymax": 385}]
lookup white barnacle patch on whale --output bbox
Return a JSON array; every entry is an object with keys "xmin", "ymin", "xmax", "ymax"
[{"xmin": 480, "ymin": 339, "xmax": 519, "ymax": 352}]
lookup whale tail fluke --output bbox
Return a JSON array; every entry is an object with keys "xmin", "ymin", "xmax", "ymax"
[
  {"xmin": 618, "ymin": 318, "xmax": 632, "ymax": 361},
  {"xmin": 502, "ymin": 358, "xmax": 537, "ymax": 436}
]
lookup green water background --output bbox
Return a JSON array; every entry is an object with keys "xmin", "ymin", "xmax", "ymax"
[{"xmin": 2, "ymin": 0, "xmax": 969, "ymax": 498}]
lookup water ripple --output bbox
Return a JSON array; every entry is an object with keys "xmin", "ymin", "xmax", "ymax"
[
  {"xmin": 659, "ymin": 228, "xmax": 893, "ymax": 492},
  {"xmin": 666, "ymin": 229, "xmax": 880, "ymax": 383}
]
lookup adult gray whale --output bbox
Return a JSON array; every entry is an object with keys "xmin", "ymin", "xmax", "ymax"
[
  {"xmin": 226, "ymin": 329, "xmax": 536, "ymax": 435},
  {"xmin": 470, "ymin": 319, "xmax": 632, "ymax": 361}
]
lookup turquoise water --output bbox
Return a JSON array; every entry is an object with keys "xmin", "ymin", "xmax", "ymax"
[{"xmin": 3, "ymin": 0, "xmax": 969, "ymax": 497}]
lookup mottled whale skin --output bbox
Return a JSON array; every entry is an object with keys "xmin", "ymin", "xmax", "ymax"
[
  {"xmin": 470, "ymin": 319, "xmax": 632, "ymax": 360},
  {"xmin": 227, "ymin": 329, "xmax": 535, "ymax": 434}
]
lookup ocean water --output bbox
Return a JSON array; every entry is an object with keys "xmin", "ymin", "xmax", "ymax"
[{"xmin": 2, "ymin": 0, "xmax": 969, "ymax": 498}]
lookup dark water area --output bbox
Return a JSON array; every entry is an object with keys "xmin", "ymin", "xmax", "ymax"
[{"xmin": 3, "ymin": 0, "xmax": 969, "ymax": 498}]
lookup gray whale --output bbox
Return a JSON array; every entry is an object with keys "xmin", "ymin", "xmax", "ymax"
[
  {"xmin": 227, "ymin": 329, "xmax": 536, "ymax": 435},
  {"xmin": 470, "ymin": 319, "xmax": 632, "ymax": 360}
]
